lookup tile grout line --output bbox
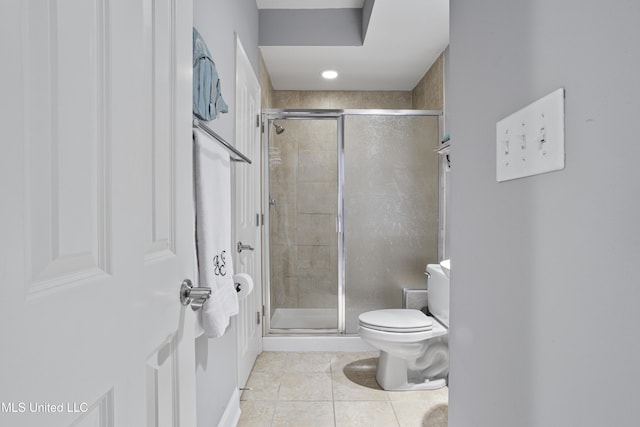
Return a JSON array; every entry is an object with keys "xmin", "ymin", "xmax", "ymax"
[
  {"xmin": 269, "ymin": 378, "xmax": 281, "ymax": 427},
  {"xmin": 330, "ymin": 354, "xmax": 337, "ymax": 427},
  {"xmin": 388, "ymin": 396, "xmax": 402, "ymax": 427},
  {"xmin": 271, "ymin": 353, "xmax": 285, "ymax": 427}
]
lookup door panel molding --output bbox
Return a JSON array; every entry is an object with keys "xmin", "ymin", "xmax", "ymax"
[
  {"xmin": 70, "ymin": 389, "xmax": 114, "ymax": 427},
  {"xmin": 145, "ymin": 0, "xmax": 178, "ymax": 264},
  {"xmin": 24, "ymin": 0, "xmax": 112, "ymax": 298}
]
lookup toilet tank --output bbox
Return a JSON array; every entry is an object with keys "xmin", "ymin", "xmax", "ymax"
[{"xmin": 426, "ymin": 264, "xmax": 449, "ymax": 327}]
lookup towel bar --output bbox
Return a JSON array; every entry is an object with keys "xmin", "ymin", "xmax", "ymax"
[{"xmin": 193, "ymin": 117, "xmax": 252, "ymax": 164}]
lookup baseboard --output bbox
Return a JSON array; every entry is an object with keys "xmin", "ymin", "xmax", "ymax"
[
  {"xmin": 217, "ymin": 388, "xmax": 240, "ymax": 427},
  {"xmin": 263, "ymin": 336, "xmax": 376, "ymax": 352}
]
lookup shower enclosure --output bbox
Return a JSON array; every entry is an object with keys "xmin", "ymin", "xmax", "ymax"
[{"xmin": 262, "ymin": 109, "xmax": 441, "ymax": 335}]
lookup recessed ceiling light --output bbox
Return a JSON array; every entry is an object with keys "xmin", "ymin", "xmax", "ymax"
[{"xmin": 322, "ymin": 70, "xmax": 338, "ymax": 80}]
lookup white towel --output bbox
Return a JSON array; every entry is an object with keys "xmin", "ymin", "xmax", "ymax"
[{"xmin": 194, "ymin": 128, "xmax": 239, "ymax": 338}]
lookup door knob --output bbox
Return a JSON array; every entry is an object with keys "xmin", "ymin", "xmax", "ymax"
[
  {"xmin": 179, "ymin": 279, "xmax": 211, "ymax": 311},
  {"xmin": 237, "ymin": 241, "xmax": 254, "ymax": 253}
]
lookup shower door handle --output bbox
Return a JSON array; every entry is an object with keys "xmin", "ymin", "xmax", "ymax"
[{"xmin": 237, "ymin": 241, "xmax": 254, "ymax": 253}]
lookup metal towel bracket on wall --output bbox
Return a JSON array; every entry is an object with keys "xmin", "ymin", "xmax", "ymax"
[{"xmin": 193, "ymin": 117, "xmax": 252, "ymax": 164}]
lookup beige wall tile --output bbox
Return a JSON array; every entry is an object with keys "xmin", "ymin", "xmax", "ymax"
[
  {"xmin": 297, "ymin": 150, "xmax": 337, "ymax": 183},
  {"xmin": 268, "ymin": 244, "xmax": 296, "ymax": 278},
  {"xmin": 296, "ymin": 120, "xmax": 337, "ymax": 151},
  {"xmin": 296, "ymin": 245, "xmax": 336, "ymax": 278},
  {"xmin": 272, "ymin": 91, "xmax": 413, "ymax": 110},
  {"xmin": 412, "ymin": 52, "xmax": 444, "ymax": 110},
  {"xmin": 297, "ymin": 182, "xmax": 338, "ymax": 214},
  {"xmin": 297, "ymin": 276, "xmax": 338, "ymax": 308},
  {"xmin": 259, "ymin": 52, "xmax": 275, "ymax": 109},
  {"xmin": 296, "ymin": 214, "xmax": 335, "ymax": 246},
  {"xmin": 270, "ymin": 276, "xmax": 298, "ymax": 309}
]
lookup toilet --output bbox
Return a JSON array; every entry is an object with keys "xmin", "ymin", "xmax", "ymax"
[{"xmin": 358, "ymin": 262, "xmax": 450, "ymax": 391}]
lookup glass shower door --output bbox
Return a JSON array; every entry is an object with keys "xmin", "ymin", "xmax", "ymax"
[{"xmin": 266, "ymin": 117, "xmax": 340, "ymax": 332}]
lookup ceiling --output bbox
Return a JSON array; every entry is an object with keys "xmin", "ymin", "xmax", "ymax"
[{"xmin": 257, "ymin": 0, "xmax": 449, "ymax": 91}]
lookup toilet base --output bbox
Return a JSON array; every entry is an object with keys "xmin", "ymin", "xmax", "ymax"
[{"xmin": 376, "ymin": 351, "xmax": 447, "ymax": 391}]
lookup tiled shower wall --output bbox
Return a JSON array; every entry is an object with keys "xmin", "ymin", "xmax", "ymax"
[
  {"xmin": 412, "ymin": 52, "xmax": 444, "ymax": 110},
  {"xmin": 259, "ymin": 53, "xmax": 274, "ymax": 109},
  {"xmin": 272, "ymin": 91, "xmax": 412, "ymax": 110},
  {"xmin": 268, "ymin": 119, "xmax": 340, "ymax": 311}
]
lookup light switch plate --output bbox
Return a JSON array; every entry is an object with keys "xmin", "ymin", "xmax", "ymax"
[{"xmin": 496, "ymin": 88, "xmax": 565, "ymax": 182}]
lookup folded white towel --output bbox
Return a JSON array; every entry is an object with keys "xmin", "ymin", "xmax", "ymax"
[{"xmin": 193, "ymin": 128, "xmax": 238, "ymax": 338}]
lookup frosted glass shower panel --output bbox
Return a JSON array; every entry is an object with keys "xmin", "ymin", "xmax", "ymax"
[{"xmin": 344, "ymin": 115, "xmax": 439, "ymax": 333}]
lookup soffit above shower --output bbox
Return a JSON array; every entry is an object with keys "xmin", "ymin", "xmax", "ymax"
[
  {"xmin": 258, "ymin": 0, "xmax": 449, "ymax": 91},
  {"xmin": 257, "ymin": 0, "xmax": 365, "ymax": 9}
]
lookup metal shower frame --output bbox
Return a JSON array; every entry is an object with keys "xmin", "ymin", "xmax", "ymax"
[{"xmin": 261, "ymin": 108, "xmax": 443, "ymax": 336}]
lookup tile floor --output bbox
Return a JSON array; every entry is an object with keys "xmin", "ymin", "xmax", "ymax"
[{"xmin": 238, "ymin": 351, "xmax": 448, "ymax": 427}]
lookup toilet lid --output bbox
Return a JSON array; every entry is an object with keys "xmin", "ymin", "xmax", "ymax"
[{"xmin": 359, "ymin": 309, "xmax": 433, "ymax": 333}]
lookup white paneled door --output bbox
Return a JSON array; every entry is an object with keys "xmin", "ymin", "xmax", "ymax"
[
  {"xmin": 234, "ymin": 37, "xmax": 263, "ymax": 388},
  {"xmin": 0, "ymin": 1, "xmax": 196, "ymax": 426}
]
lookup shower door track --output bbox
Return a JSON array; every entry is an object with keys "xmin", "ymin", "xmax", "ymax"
[{"xmin": 261, "ymin": 109, "xmax": 443, "ymax": 337}]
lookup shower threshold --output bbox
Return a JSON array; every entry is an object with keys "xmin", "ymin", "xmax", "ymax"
[{"xmin": 270, "ymin": 308, "xmax": 337, "ymax": 330}]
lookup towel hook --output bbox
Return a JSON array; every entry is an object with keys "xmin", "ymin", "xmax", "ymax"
[{"xmin": 179, "ymin": 279, "xmax": 211, "ymax": 311}]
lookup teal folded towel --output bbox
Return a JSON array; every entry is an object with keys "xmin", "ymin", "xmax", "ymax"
[{"xmin": 193, "ymin": 27, "xmax": 229, "ymax": 121}]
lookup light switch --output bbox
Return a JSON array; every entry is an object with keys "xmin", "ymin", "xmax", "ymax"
[{"xmin": 496, "ymin": 88, "xmax": 565, "ymax": 182}]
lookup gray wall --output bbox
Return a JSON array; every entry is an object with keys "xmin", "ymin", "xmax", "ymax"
[
  {"xmin": 192, "ymin": 0, "xmax": 258, "ymax": 426},
  {"xmin": 448, "ymin": 2, "xmax": 640, "ymax": 427}
]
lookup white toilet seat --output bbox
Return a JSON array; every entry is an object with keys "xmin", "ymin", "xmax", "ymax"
[
  {"xmin": 359, "ymin": 309, "xmax": 434, "ymax": 333},
  {"xmin": 359, "ymin": 322, "xmax": 447, "ymax": 343}
]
